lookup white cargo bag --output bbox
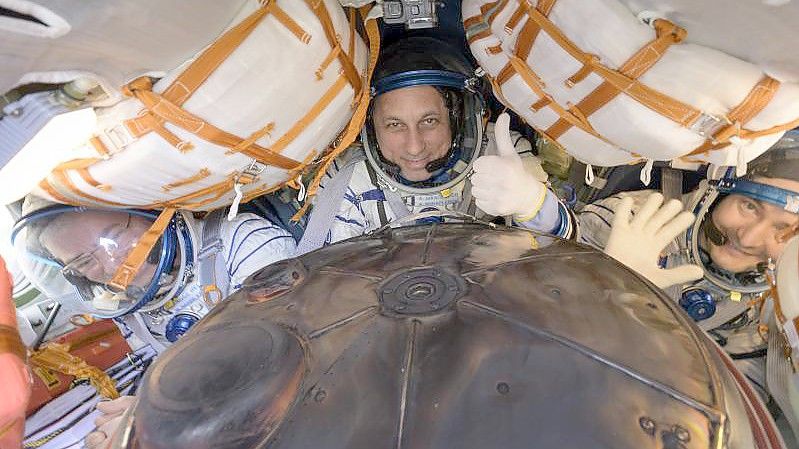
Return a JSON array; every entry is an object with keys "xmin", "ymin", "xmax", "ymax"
[
  {"xmin": 463, "ymin": 0, "xmax": 799, "ymax": 174},
  {"xmin": 31, "ymin": 0, "xmax": 370, "ymax": 210}
]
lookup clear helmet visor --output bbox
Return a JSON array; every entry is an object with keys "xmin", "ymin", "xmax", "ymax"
[
  {"xmin": 12, "ymin": 208, "xmax": 179, "ymax": 318},
  {"xmin": 688, "ymin": 178, "xmax": 799, "ymax": 293},
  {"xmin": 362, "ymin": 70, "xmax": 485, "ymax": 195}
]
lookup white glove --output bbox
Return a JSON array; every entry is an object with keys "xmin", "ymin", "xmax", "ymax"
[
  {"xmin": 472, "ymin": 113, "xmax": 546, "ymax": 220},
  {"xmin": 85, "ymin": 395, "xmax": 136, "ymax": 449},
  {"xmin": 605, "ymin": 192, "xmax": 703, "ymax": 289}
]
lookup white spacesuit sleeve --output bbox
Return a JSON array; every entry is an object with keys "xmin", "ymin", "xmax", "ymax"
[
  {"xmin": 576, "ymin": 190, "xmax": 655, "ymax": 249},
  {"xmin": 221, "ymin": 213, "xmax": 296, "ymax": 291},
  {"xmin": 513, "ymin": 190, "xmax": 569, "ymax": 236}
]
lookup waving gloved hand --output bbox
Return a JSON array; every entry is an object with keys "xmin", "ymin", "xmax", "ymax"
[
  {"xmin": 605, "ymin": 192, "xmax": 703, "ymax": 289},
  {"xmin": 471, "ymin": 113, "xmax": 546, "ymax": 220},
  {"xmin": 85, "ymin": 395, "xmax": 136, "ymax": 449}
]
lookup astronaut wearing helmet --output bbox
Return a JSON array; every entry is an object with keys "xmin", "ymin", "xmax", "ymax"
[
  {"xmin": 573, "ymin": 133, "xmax": 799, "ymax": 435},
  {"xmin": 296, "ymin": 36, "xmax": 570, "ymax": 252},
  {"xmin": 12, "ymin": 196, "xmax": 296, "ymax": 448},
  {"xmin": 14, "ymin": 197, "xmax": 296, "ymax": 341}
]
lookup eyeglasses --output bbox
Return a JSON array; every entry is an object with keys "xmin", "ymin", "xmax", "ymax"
[{"xmin": 59, "ymin": 215, "xmax": 134, "ymax": 282}]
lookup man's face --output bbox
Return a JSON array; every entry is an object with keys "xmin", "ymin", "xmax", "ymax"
[
  {"xmin": 704, "ymin": 177, "xmax": 799, "ymax": 273},
  {"xmin": 40, "ymin": 211, "xmax": 156, "ymax": 288},
  {"xmin": 372, "ymin": 85, "xmax": 452, "ymax": 182}
]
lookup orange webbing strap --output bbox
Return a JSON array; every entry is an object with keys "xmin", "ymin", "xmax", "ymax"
[
  {"xmin": 125, "ymin": 109, "xmax": 194, "ymax": 153},
  {"xmin": 487, "ymin": 0, "xmax": 511, "ymax": 25},
  {"xmin": 465, "ymin": 0, "xmax": 516, "ymax": 46},
  {"xmin": 162, "ymin": 168, "xmax": 212, "ymax": 192},
  {"xmin": 108, "ymin": 208, "xmax": 176, "ymax": 291},
  {"xmin": 491, "ymin": 0, "xmax": 557, "ymax": 86},
  {"xmin": 546, "ymin": 19, "xmax": 687, "ymax": 139},
  {"xmin": 120, "ymin": 1, "xmax": 275, "ymax": 149},
  {"xmin": 37, "ymin": 179, "xmax": 76, "ymax": 205},
  {"xmin": 686, "ymin": 76, "xmax": 781, "ymax": 157},
  {"xmin": 230, "ymin": 122, "xmax": 275, "ymax": 154},
  {"xmin": 89, "ymin": 136, "xmax": 111, "ymax": 157},
  {"xmin": 122, "ymin": 1, "xmax": 303, "ymax": 169},
  {"xmin": 43, "ymin": 158, "xmax": 110, "ymax": 202},
  {"xmin": 48, "ymin": 169, "xmax": 134, "ymax": 208},
  {"xmin": 504, "ymin": 2, "xmax": 527, "ymax": 33},
  {"xmin": 52, "ymin": 158, "xmax": 104, "ymax": 171},
  {"xmin": 521, "ymin": 3, "xmax": 703, "ymax": 128},
  {"xmin": 271, "ymin": 2, "xmax": 312, "ymax": 44},
  {"xmin": 39, "ymin": 167, "xmax": 230, "ymax": 210},
  {"xmin": 46, "ymin": 155, "xmax": 232, "ymax": 211},
  {"xmin": 485, "ymin": 73, "xmax": 513, "ymax": 107},
  {"xmin": 76, "ymin": 167, "xmax": 110, "ymax": 191},
  {"xmin": 463, "ymin": 14, "xmax": 483, "ymax": 31},
  {"xmin": 506, "ymin": 55, "xmax": 616, "ymax": 147},
  {"xmin": 159, "ymin": 178, "xmax": 235, "ymax": 210},
  {"xmin": 243, "ymin": 150, "xmax": 319, "ymax": 203},
  {"xmin": 317, "ymin": 44, "xmax": 343, "ymax": 79},
  {"xmin": 266, "ymin": 75, "xmax": 350, "ymax": 156},
  {"xmin": 292, "ymin": 8, "xmax": 380, "ymax": 221},
  {"xmin": 516, "ymin": 0, "xmax": 557, "ymax": 60},
  {"xmin": 46, "ymin": 165, "xmax": 225, "ymax": 211},
  {"xmin": 304, "ymin": 0, "xmax": 362, "ymax": 95},
  {"xmin": 29, "ymin": 343, "xmax": 119, "ymax": 399},
  {"xmin": 465, "ymin": 17, "xmax": 492, "ymax": 45},
  {"xmin": 124, "ymin": 77, "xmax": 301, "ymax": 170},
  {"xmin": 45, "ymin": 159, "xmax": 109, "ymax": 194},
  {"xmin": 348, "ymin": 7, "xmax": 357, "ymax": 58},
  {"xmin": 530, "ymin": 96, "xmax": 551, "ymax": 111},
  {"xmin": 743, "ymin": 116, "xmax": 799, "ymax": 141},
  {"xmin": 160, "ymin": 2, "xmax": 275, "ymax": 106},
  {"xmin": 723, "ymin": 77, "xmax": 781, "ymax": 136},
  {"xmin": 0, "ymin": 324, "xmax": 26, "ymax": 361}
]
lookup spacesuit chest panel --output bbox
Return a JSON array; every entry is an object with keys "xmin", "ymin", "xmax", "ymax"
[
  {"xmin": 139, "ymin": 281, "xmax": 211, "ymax": 344},
  {"xmin": 340, "ymin": 160, "xmax": 472, "ymax": 235},
  {"xmin": 400, "ymin": 181, "xmax": 466, "ymax": 214}
]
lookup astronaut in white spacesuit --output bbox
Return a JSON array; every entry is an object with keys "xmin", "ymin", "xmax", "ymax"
[
  {"xmin": 579, "ymin": 136, "xmax": 799, "ymax": 442},
  {"xmin": 12, "ymin": 196, "xmax": 296, "ymax": 448},
  {"xmin": 294, "ymin": 36, "xmax": 571, "ymax": 253}
]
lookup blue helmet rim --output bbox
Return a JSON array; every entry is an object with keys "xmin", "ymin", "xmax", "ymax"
[
  {"xmin": 372, "ymin": 70, "xmax": 469, "ymax": 97},
  {"xmin": 717, "ymin": 178, "xmax": 799, "ymax": 214},
  {"xmin": 11, "ymin": 205, "xmax": 178, "ymax": 318}
]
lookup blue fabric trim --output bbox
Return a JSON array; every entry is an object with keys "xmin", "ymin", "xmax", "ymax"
[
  {"xmin": 577, "ymin": 210, "xmax": 611, "ymax": 229},
  {"xmin": 551, "ymin": 203, "xmax": 570, "ymax": 238},
  {"xmin": 334, "ymin": 214, "xmax": 367, "ymax": 228},
  {"xmin": 718, "ymin": 178, "xmax": 799, "ymax": 213},
  {"xmin": 515, "ymin": 190, "xmax": 561, "ymax": 234},
  {"xmin": 358, "ymin": 189, "xmax": 386, "ymax": 202},
  {"xmin": 228, "ymin": 235, "xmax": 293, "ymax": 277},
  {"xmin": 227, "ymin": 221, "xmax": 287, "ymax": 270},
  {"xmin": 226, "ymin": 218, "xmax": 262, "ymax": 263}
]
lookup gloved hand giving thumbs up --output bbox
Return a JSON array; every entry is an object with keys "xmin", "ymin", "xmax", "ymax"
[{"xmin": 471, "ymin": 113, "xmax": 546, "ymax": 220}]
